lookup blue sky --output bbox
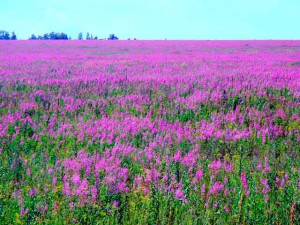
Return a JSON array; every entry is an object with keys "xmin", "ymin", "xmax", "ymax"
[{"xmin": 0, "ymin": 0, "xmax": 299, "ymax": 40}]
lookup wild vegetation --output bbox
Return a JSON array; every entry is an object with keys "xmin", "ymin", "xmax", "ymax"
[{"xmin": 0, "ymin": 40, "xmax": 300, "ymax": 224}]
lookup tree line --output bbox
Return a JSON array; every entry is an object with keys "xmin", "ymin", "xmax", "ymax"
[
  {"xmin": 29, "ymin": 32, "xmax": 70, "ymax": 40},
  {"xmin": 78, "ymin": 33, "xmax": 118, "ymax": 40},
  {"xmin": 0, "ymin": 30, "xmax": 120, "ymax": 40},
  {"xmin": 0, "ymin": 30, "xmax": 17, "ymax": 40}
]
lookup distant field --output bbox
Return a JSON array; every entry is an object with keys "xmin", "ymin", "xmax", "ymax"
[{"xmin": 0, "ymin": 40, "xmax": 300, "ymax": 224}]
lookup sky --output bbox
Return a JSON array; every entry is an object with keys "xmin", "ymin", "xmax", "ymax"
[{"xmin": 0, "ymin": 0, "xmax": 299, "ymax": 40}]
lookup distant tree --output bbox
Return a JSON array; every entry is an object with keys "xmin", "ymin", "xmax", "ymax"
[
  {"xmin": 49, "ymin": 32, "xmax": 56, "ymax": 40},
  {"xmin": 58, "ymin": 32, "xmax": 68, "ymax": 40},
  {"xmin": 29, "ymin": 34, "xmax": 37, "ymax": 40},
  {"xmin": 86, "ymin": 32, "xmax": 90, "ymax": 40},
  {"xmin": 78, "ymin": 32, "xmax": 83, "ymax": 40},
  {"xmin": 94, "ymin": 36, "xmax": 98, "ymax": 40},
  {"xmin": 108, "ymin": 34, "xmax": 118, "ymax": 40},
  {"xmin": 0, "ymin": 30, "xmax": 10, "ymax": 40},
  {"xmin": 10, "ymin": 32, "xmax": 17, "ymax": 40},
  {"xmin": 43, "ymin": 33, "xmax": 49, "ymax": 40},
  {"xmin": 90, "ymin": 34, "xmax": 93, "ymax": 40},
  {"xmin": 37, "ymin": 35, "xmax": 43, "ymax": 40}
]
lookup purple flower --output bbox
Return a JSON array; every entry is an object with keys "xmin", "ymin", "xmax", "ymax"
[
  {"xmin": 21, "ymin": 206, "xmax": 29, "ymax": 216},
  {"xmin": 241, "ymin": 171, "xmax": 249, "ymax": 197},
  {"xmin": 208, "ymin": 182, "xmax": 223, "ymax": 196},
  {"xmin": 71, "ymin": 173, "xmax": 81, "ymax": 185},
  {"xmin": 260, "ymin": 178, "xmax": 270, "ymax": 195},
  {"xmin": 52, "ymin": 176, "xmax": 57, "ymax": 186},
  {"xmin": 208, "ymin": 160, "xmax": 222, "ymax": 170},
  {"xmin": 113, "ymin": 200, "xmax": 119, "ymax": 207},
  {"xmin": 224, "ymin": 205, "xmax": 230, "ymax": 213},
  {"xmin": 174, "ymin": 150, "xmax": 181, "ymax": 162},
  {"xmin": 29, "ymin": 188, "xmax": 38, "ymax": 197},
  {"xmin": 195, "ymin": 169, "xmax": 204, "ymax": 180},
  {"xmin": 48, "ymin": 167, "xmax": 53, "ymax": 174},
  {"xmin": 264, "ymin": 157, "xmax": 271, "ymax": 172},
  {"xmin": 201, "ymin": 184, "xmax": 206, "ymax": 196}
]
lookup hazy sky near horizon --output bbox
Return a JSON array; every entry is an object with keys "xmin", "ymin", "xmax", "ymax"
[{"xmin": 0, "ymin": 0, "xmax": 299, "ymax": 40}]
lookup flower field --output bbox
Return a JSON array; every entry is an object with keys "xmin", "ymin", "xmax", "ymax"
[{"xmin": 1, "ymin": 40, "xmax": 300, "ymax": 224}]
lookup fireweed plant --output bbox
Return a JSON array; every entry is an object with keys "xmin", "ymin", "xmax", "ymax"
[{"xmin": 0, "ymin": 40, "xmax": 300, "ymax": 224}]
